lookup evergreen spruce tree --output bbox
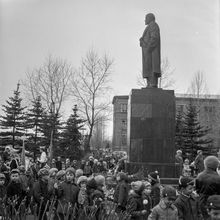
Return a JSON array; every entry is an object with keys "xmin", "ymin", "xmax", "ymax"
[
  {"xmin": 175, "ymin": 109, "xmax": 185, "ymax": 152},
  {"xmin": 25, "ymin": 96, "xmax": 45, "ymax": 157},
  {"xmin": 60, "ymin": 105, "xmax": 84, "ymax": 160},
  {"xmin": 182, "ymin": 102, "xmax": 212, "ymax": 160},
  {"xmin": 0, "ymin": 83, "xmax": 26, "ymax": 147}
]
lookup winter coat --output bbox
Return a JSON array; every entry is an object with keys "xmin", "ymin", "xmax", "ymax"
[
  {"xmin": 114, "ymin": 181, "xmax": 129, "ymax": 209},
  {"xmin": 56, "ymin": 181, "xmax": 79, "ymax": 214},
  {"xmin": 150, "ymin": 183, "xmax": 161, "ymax": 207},
  {"xmin": 126, "ymin": 190, "xmax": 146, "ymax": 220},
  {"xmin": 195, "ymin": 168, "xmax": 220, "ymax": 218},
  {"xmin": 148, "ymin": 200, "xmax": 178, "ymax": 220},
  {"xmin": 32, "ymin": 179, "xmax": 53, "ymax": 206},
  {"xmin": 174, "ymin": 193, "xmax": 202, "ymax": 220},
  {"xmin": 194, "ymin": 154, "xmax": 204, "ymax": 173},
  {"xmin": 19, "ymin": 173, "xmax": 29, "ymax": 192},
  {"xmin": 140, "ymin": 20, "xmax": 161, "ymax": 78},
  {"xmin": 0, "ymin": 185, "xmax": 6, "ymax": 200}
]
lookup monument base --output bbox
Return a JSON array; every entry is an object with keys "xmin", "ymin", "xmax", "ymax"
[{"xmin": 127, "ymin": 88, "xmax": 176, "ymax": 178}]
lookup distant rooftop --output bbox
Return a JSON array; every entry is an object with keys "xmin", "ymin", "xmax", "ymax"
[{"xmin": 175, "ymin": 93, "xmax": 220, "ymax": 100}]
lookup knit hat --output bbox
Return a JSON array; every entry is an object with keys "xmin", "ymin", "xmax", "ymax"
[
  {"xmin": 204, "ymin": 156, "xmax": 219, "ymax": 170},
  {"xmin": 10, "ymin": 169, "xmax": 20, "ymax": 175},
  {"xmin": 75, "ymin": 169, "xmax": 83, "ymax": 178},
  {"xmin": 95, "ymin": 175, "xmax": 105, "ymax": 186},
  {"xmin": 56, "ymin": 170, "xmax": 66, "ymax": 180},
  {"xmin": 143, "ymin": 181, "xmax": 151, "ymax": 188},
  {"xmin": 162, "ymin": 185, "xmax": 176, "ymax": 199},
  {"xmin": 0, "ymin": 173, "xmax": 6, "ymax": 180},
  {"xmin": 49, "ymin": 168, "xmax": 58, "ymax": 177},
  {"xmin": 87, "ymin": 178, "xmax": 97, "ymax": 190},
  {"xmin": 66, "ymin": 167, "xmax": 76, "ymax": 175},
  {"xmin": 38, "ymin": 168, "xmax": 49, "ymax": 177},
  {"xmin": 178, "ymin": 176, "xmax": 194, "ymax": 188},
  {"xmin": 148, "ymin": 171, "xmax": 159, "ymax": 182},
  {"xmin": 77, "ymin": 176, "xmax": 88, "ymax": 185},
  {"xmin": 207, "ymin": 195, "xmax": 220, "ymax": 210},
  {"xmin": 131, "ymin": 181, "xmax": 145, "ymax": 193}
]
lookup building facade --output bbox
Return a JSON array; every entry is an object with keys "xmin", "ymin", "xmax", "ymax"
[{"xmin": 112, "ymin": 94, "xmax": 220, "ymax": 153}]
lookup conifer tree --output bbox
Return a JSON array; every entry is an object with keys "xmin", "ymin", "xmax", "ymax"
[
  {"xmin": 60, "ymin": 105, "xmax": 84, "ymax": 160},
  {"xmin": 25, "ymin": 96, "xmax": 45, "ymax": 157},
  {"xmin": 182, "ymin": 102, "xmax": 212, "ymax": 159},
  {"xmin": 0, "ymin": 83, "xmax": 26, "ymax": 147},
  {"xmin": 175, "ymin": 110, "xmax": 185, "ymax": 151}
]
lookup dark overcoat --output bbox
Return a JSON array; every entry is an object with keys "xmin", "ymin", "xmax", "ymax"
[{"xmin": 140, "ymin": 21, "xmax": 161, "ymax": 78}]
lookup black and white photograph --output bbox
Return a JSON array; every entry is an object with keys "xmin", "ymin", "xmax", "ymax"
[{"xmin": 0, "ymin": 0, "xmax": 220, "ymax": 219}]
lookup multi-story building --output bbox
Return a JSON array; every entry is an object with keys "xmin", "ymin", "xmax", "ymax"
[{"xmin": 112, "ymin": 94, "xmax": 220, "ymax": 153}]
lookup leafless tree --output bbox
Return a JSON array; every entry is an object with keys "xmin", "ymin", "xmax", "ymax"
[
  {"xmin": 23, "ymin": 55, "xmax": 73, "ymax": 160},
  {"xmin": 137, "ymin": 57, "xmax": 175, "ymax": 89},
  {"xmin": 71, "ymin": 49, "xmax": 113, "ymax": 152},
  {"xmin": 187, "ymin": 70, "xmax": 209, "ymax": 98}
]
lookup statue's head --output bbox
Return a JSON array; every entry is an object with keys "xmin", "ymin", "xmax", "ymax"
[{"xmin": 145, "ymin": 13, "xmax": 155, "ymax": 25}]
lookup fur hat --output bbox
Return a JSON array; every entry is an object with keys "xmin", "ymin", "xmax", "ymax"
[
  {"xmin": 87, "ymin": 178, "xmax": 97, "ymax": 190},
  {"xmin": 131, "ymin": 181, "xmax": 145, "ymax": 193},
  {"xmin": 77, "ymin": 176, "xmax": 88, "ymax": 185},
  {"xmin": 178, "ymin": 176, "xmax": 194, "ymax": 188},
  {"xmin": 0, "ymin": 173, "xmax": 6, "ymax": 180},
  {"xmin": 143, "ymin": 181, "xmax": 151, "ymax": 188},
  {"xmin": 49, "ymin": 168, "xmax": 58, "ymax": 177},
  {"xmin": 10, "ymin": 169, "xmax": 20, "ymax": 175},
  {"xmin": 148, "ymin": 171, "xmax": 159, "ymax": 182},
  {"xmin": 162, "ymin": 185, "xmax": 176, "ymax": 199},
  {"xmin": 56, "ymin": 170, "xmax": 66, "ymax": 180},
  {"xmin": 207, "ymin": 195, "xmax": 220, "ymax": 210},
  {"xmin": 66, "ymin": 167, "xmax": 76, "ymax": 175},
  {"xmin": 75, "ymin": 169, "xmax": 83, "ymax": 178},
  {"xmin": 38, "ymin": 168, "xmax": 49, "ymax": 177},
  {"xmin": 204, "ymin": 156, "xmax": 219, "ymax": 170},
  {"xmin": 95, "ymin": 175, "xmax": 105, "ymax": 186}
]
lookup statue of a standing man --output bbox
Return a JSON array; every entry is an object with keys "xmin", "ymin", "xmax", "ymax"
[{"xmin": 140, "ymin": 13, "xmax": 161, "ymax": 88}]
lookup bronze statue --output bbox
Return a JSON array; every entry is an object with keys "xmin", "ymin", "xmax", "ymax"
[{"xmin": 140, "ymin": 13, "xmax": 161, "ymax": 88}]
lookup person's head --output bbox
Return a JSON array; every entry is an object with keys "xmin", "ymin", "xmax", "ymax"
[
  {"xmin": 10, "ymin": 169, "xmax": 20, "ymax": 182},
  {"xmin": 143, "ymin": 181, "xmax": 152, "ymax": 196},
  {"xmin": 38, "ymin": 168, "xmax": 49, "ymax": 182},
  {"xmin": 49, "ymin": 168, "xmax": 58, "ymax": 179},
  {"xmin": 176, "ymin": 150, "xmax": 182, "ymax": 156},
  {"xmin": 145, "ymin": 13, "xmax": 155, "ymax": 25},
  {"xmin": 178, "ymin": 176, "xmax": 194, "ymax": 196},
  {"xmin": 52, "ymin": 158, "xmax": 56, "ymax": 164},
  {"xmin": 116, "ymin": 172, "xmax": 128, "ymax": 182},
  {"xmin": 77, "ymin": 176, "xmax": 87, "ymax": 188},
  {"xmin": 204, "ymin": 156, "xmax": 219, "ymax": 171},
  {"xmin": 56, "ymin": 170, "xmax": 66, "ymax": 182},
  {"xmin": 86, "ymin": 178, "xmax": 97, "ymax": 194},
  {"xmin": 94, "ymin": 159, "xmax": 98, "ymax": 164},
  {"xmin": 0, "ymin": 173, "xmax": 6, "ymax": 186},
  {"xmin": 39, "ymin": 146, "xmax": 45, "ymax": 153},
  {"xmin": 148, "ymin": 171, "xmax": 159, "ymax": 185},
  {"xmin": 57, "ymin": 156, "xmax": 61, "ymax": 161},
  {"xmin": 131, "ymin": 181, "xmax": 145, "ymax": 195},
  {"xmin": 184, "ymin": 158, "xmax": 189, "ymax": 165},
  {"xmin": 72, "ymin": 160, "xmax": 77, "ymax": 165},
  {"xmin": 65, "ymin": 167, "xmax": 75, "ymax": 182},
  {"xmin": 207, "ymin": 195, "xmax": 220, "ymax": 220},
  {"xmin": 89, "ymin": 156, "xmax": 94, "ymax": 162},
  {"xmin": 75, "ymin": 169, "xmax": 83, "ymax": 178},
  {"xmin": 162, "ymin": 185, "xmax": 176, "ymax": 207},
  {"xmin": 95, "ymin": 175, "xmax": 105, "ymax": 188},
  {"xmin": 66, "ymin": 158, "xmax": 70, "ymax": 164}
]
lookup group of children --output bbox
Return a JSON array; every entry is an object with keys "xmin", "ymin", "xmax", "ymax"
[{"xmin": 0, "ymin": 160, "xmax": 220, "ymax": 219}]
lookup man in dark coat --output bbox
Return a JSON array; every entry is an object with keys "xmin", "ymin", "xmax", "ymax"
[
  {"xmin": 195, "ymin": 155, "xmax": 220, "ymax": 219},
  {"xmin": 194, "ymin": 150, "xmax": 204, "ymax": 174},
  {"xmin": 140, "ymin": 13, "xmax": 161, "ymax": 88}
]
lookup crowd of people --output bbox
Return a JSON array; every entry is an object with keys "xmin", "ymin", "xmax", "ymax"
[{"xmin": 0, "ymin": 146, "xmax": 220, "ymax": 220}]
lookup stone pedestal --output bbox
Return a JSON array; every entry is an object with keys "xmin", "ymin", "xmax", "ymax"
[{"xmin": 127, "ymin": 88, "xmax": 176, "ymax": 177}]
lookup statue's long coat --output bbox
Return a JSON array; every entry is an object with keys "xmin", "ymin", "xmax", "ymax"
[{"xmin": 141, "ymin": 21, "xmax": 161, "ymax": 78}]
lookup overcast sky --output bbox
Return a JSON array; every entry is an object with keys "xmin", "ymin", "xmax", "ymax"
[{"xmin": 0, "ymin": 0, "xmax": 219, "ymax": 137}]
